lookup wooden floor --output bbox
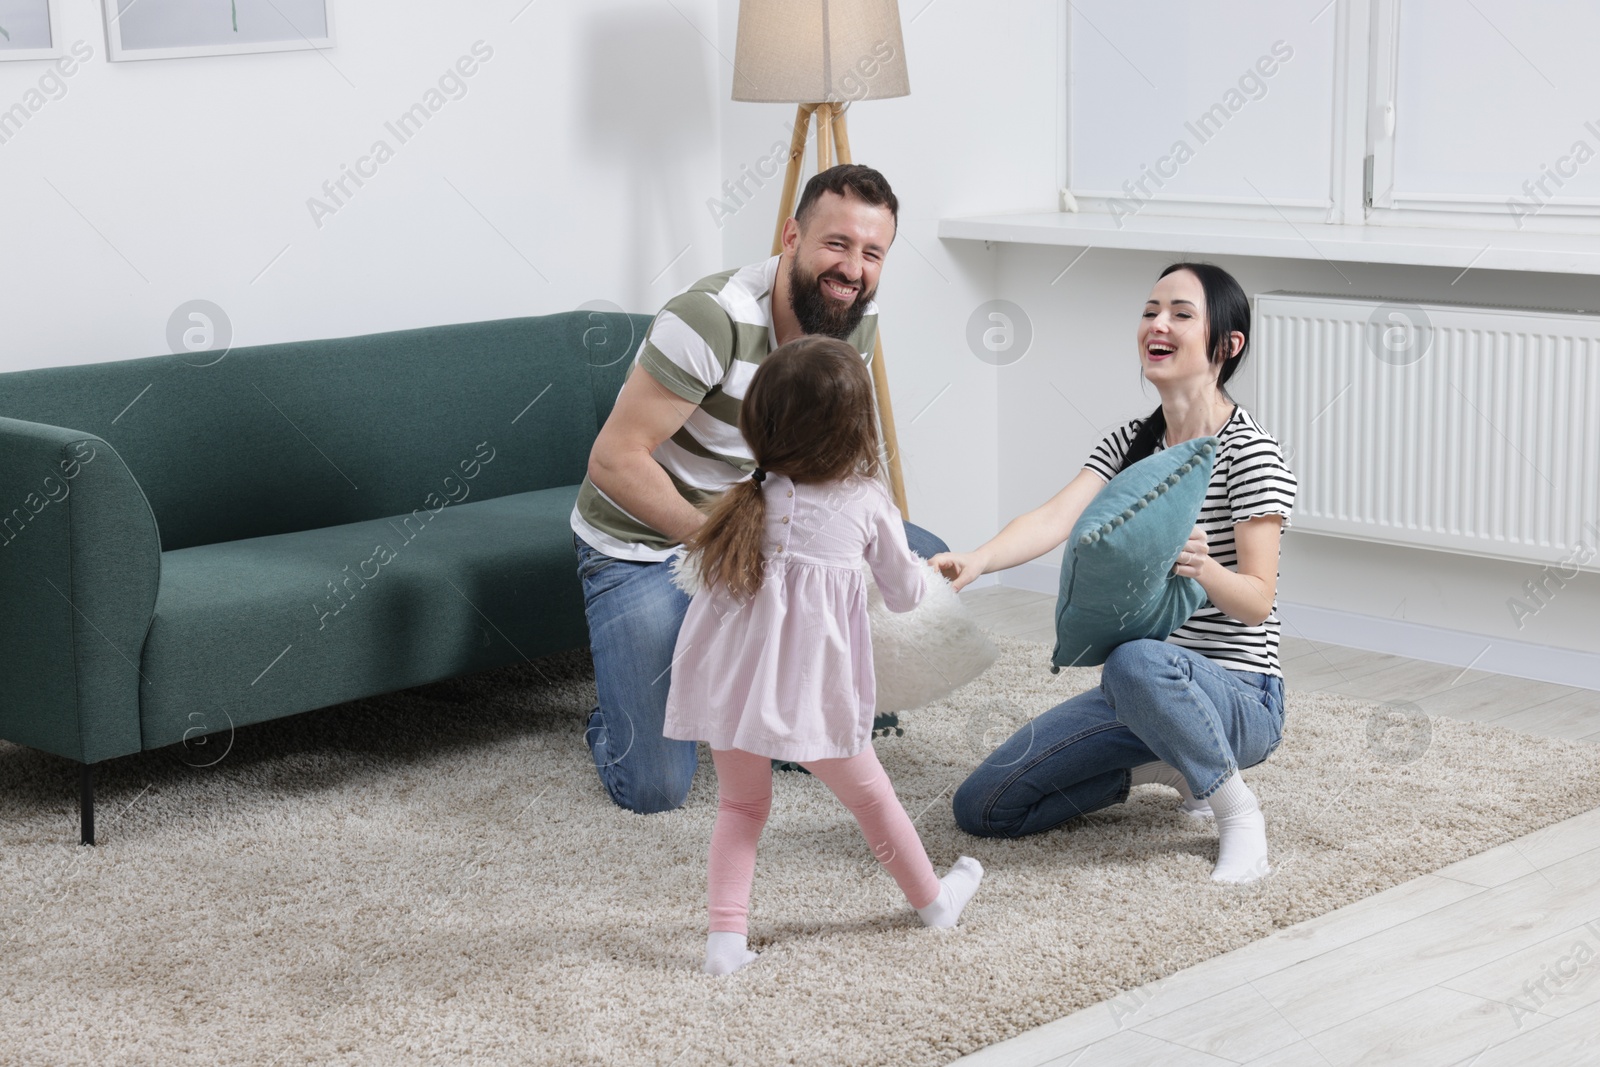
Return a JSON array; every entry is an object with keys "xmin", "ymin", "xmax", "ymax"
[{"xmin": 952, "ymin": 586, "xmax": 1600, "ymax": 1067}]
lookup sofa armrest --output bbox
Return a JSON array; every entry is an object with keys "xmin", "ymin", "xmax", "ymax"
[{"xmin": 0, "ymin": 417, "xmax": 161, "ymax": 763}]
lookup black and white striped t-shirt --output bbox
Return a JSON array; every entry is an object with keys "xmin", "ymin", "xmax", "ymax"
[{"xmin": 1083, "ymin": 406, "xmax": 1297, "ymax": 678}]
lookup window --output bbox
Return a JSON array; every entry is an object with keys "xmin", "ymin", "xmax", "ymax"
[
  {"xmin": 1064, "ymin": 0, "xmax": 1600, "ymax": 235},
  {"xmin": 1367, "ymin": 0, "xmax": 1600, "ymax": 233}
]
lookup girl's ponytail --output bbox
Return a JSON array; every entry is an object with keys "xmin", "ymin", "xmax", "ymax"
[
  {"xmin": 684, "ymin": 476, "xmax": 767, "ymax": 600},
  {"xmin": 683, "ymin": 335, "xmax": 877, "ymax": 599}
]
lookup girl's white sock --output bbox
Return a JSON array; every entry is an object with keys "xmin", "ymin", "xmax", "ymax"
[
  {"xmin": 1131, "ymin": 761, "xmax": 1213, "ymax": 819},
  {"xmin": 703, "ymin": 931, "xmax": 758, "ymax": 976},
  {"xmin": 1206, "ymin": 772, "xmax": 1270, "ymax": 884},
  {"xmin": 916, "ymin": 856, "xmax": 984, "ymax": 929}
]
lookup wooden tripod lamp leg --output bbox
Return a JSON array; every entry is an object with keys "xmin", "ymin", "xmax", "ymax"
[
  {"xmin": 831, "ymin": 106, "xmax": 852, "ymax": 165},
  {"xmin": 868, "ymin": 332, "xmax": 910, "ymax": 518},
  {"xmin": 831, "ymin": 108, "xmax": 909, "ymax": 518},
  {"xmin": 771, "ymin": 104, "xmax": 816, "ymax": 256},
  {"xmin": 815, "ymin": 102, "xmax": 836, "ymax": 170}
]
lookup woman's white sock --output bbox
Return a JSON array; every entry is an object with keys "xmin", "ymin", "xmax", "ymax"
[
  {"xmin": 1206, "ymin": 772, "xmax": 1270, "ymax": 884},
  {"xmin": 703, "ymin": 931, "xmax": 758, "ymax": 976},
  {"xmin": 1131, "ymin": 761, "xmax": 1213, "ymax": 818},
  {"xmin": 916, "ymin": 857, "xmax": 984, "ymax": 929},
  {"xmin": 1178, "ymin": 795, "xmax": 1214, "ymax": 819}
]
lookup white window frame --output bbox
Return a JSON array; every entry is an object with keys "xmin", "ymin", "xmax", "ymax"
[
  {"xmin": 1363, "ymin": 0, "xmax": 1600, "ymax": 234},
  {"xmin": 1059, "ymin": 0, "xmax": 1370, "ymax": 227},
  {"xmin": 0, "ymin": 0, "xmax": 65, "ymax": 62},
  {"xmin": 1060, "ymin": 0, "xmax": 1600, "ymax": 238}
]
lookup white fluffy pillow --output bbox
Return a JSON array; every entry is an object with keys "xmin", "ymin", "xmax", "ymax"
[
  {"xmin": 670, "ymin": 552, "xmax": 998, "ymax": 714},
  {"xmin": 868, "ymin": 563, "xmax": 998, "ymax": 714}
]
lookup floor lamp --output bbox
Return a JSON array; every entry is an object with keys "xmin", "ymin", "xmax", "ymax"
[{"xmin": 732, "ymin": 0, "xmax": 913, "ymax": 518}]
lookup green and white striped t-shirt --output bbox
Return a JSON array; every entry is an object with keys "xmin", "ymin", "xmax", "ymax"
[{"xmin": 571, "ymin": 255, "xmax": 879, "ymax": 561}]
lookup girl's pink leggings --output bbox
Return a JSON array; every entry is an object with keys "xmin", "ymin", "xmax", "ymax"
[{"xmin": 707, "ymin": 746, "xmax": 941, "ymax": 934}]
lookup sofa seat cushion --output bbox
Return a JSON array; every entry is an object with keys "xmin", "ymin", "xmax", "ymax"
[{"xmin": 139, "ymin": 486, "xmax": 587, "ymax": 749}]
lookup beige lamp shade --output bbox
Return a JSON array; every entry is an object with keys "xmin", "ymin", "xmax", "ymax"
[{"xmin": 732, "ymin": 0, "xmax": 910, "ymax": 103}]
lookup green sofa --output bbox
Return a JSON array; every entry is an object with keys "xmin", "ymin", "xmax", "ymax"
[{"xmin": 0, "ymin": 309, "xmax": 646, "ymax": 843}]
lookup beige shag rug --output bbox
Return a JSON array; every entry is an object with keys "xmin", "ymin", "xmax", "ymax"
[{"xmin": 4, "ymin": 636, "xmax": 1599, "ymax": 1067}]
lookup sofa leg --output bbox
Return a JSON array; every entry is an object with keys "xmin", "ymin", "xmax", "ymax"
[{"xmin": 80, "ymin": 764, "xmax": 95, "ymax": 847}]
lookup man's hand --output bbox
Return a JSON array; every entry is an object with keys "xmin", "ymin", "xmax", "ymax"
[{"xmin": 588, "ymin": 366, "xmax": 709, "ymax": 545}]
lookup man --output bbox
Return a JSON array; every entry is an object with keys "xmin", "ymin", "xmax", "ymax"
[{"xmin": 571, "ymin": 164, "xmax": 947, "ymax": 815}]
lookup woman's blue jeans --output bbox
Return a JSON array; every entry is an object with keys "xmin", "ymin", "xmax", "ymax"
[
  {"xmin": 952, "ymin": 638, "xmax": 1285, "ymax": 838},
  {"xmin": 575, "ymin": 523, "xmax": 949, "ymax": 815}
]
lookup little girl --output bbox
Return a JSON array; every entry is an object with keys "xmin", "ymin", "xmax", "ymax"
[{"xmin": 664, "ymin": 336, "xmax": 984, "ymax": 976}]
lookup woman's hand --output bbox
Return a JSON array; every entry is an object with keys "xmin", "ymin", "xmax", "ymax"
[
  {"xmin": 927, "ymin": 549, "xmax": 989, "ymax": 592},
  {"xmin": 1172, "ymin": 525, "xmax": 1212, "ymax": 580}
]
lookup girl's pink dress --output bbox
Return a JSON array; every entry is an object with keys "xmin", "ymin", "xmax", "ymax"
[{"xmin": 663, "ymin": 473, "xmax": 927, "ymax": 763}]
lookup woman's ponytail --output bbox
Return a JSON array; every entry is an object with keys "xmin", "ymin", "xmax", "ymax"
[{"xmin": 1117, "ymin": 405, "xmax": 1168, "ymax": 473}]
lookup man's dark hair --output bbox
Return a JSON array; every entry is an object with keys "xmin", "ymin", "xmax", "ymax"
[{"xmin": 794, "ymin": 164, "xmax": 898, "ymax": 233}]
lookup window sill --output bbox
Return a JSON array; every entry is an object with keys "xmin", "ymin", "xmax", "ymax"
[{"xmin": 936, "ymin": 211, "xmax": 1600, "ymax": 276}]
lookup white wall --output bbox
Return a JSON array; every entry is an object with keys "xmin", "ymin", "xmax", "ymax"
[
  {"xmin": 6, "ymin": 0, "xmax": 1593, "ymax": 674},
  {"xmin": 0, "ymin": 0, "xmax": 724, "ymax": 370}
]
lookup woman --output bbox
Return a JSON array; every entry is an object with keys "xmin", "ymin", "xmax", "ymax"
[{"xmin": 930, "ymin": 262, "xmax": 1296, "ymax": 884}]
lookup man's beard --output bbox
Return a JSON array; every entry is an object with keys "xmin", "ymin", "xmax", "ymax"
[{"xmin": 788, "ymin": 256, "xmax": 874, "ymax": 339}]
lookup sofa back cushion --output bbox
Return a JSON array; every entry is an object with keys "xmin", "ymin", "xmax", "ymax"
[{"xmin": 0, "ymin": 311, "xmax": 645, "ymax": 550}]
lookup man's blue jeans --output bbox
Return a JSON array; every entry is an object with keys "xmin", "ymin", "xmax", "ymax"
[
  {"xmin": 952, "ymin": 638, "xmax": 1285, "ymax": 838},
  {"xmin": 575, "ymin": 523, "xmax": 949, "ymax": 814}
]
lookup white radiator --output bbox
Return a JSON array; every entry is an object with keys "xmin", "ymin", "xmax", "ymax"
[{"xmin": 1253, "ymin": 292, "xmax": 1600, "ymax": 571}]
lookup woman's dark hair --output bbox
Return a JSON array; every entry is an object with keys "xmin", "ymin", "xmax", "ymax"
[
  {"xmin": 1118, "ymin": 261, "xmax": 1251, "ymax": 472},
  {"xmin": 684, "ymin": 336, "xmax": 881, "ymax": 599}
]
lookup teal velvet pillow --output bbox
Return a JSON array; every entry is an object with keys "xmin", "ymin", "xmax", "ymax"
[{"xmin": 1051, "ymin": 436, "xmax": 1218, "ymax": 669}]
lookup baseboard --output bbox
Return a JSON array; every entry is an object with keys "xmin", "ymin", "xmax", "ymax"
[
  {"xmin": 1277, "ymin": 601, "xmax": 1600, "ymax": 692},
  {"xmin": 997, "ymin": 565, "xmax": 1600, "ymax": 691},
  {"xmin": 999, "ymin": 561, "xmax": 1060, "ymax": 596}
]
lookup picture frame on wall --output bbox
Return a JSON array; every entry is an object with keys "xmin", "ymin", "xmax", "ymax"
[
  {"xmin": 101, "ymin": 0, "xmax": 334, "ymax": 62},
  {"xmin": 0, "ymin": 0, "xmax": 65, "ymax": 62}
]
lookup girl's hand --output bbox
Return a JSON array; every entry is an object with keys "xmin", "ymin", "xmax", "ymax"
[
  {"xmin": 1172, "ymin": 525, "xmax": 1211, "ymax": 580},
  {"xmin": 927, "ymin": 550, "xmax": 987, "ymax": 592}
]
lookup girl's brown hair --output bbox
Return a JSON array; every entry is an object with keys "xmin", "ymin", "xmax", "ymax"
[{"xmin": 684, "ymin": 335, "xmax": 881, "ymax": 599}]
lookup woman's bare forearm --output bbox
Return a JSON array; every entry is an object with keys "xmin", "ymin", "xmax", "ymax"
[
  {"xmin": 1187, "ymin": 516, "xmax": 1283, "ymax": 626},
  {"xmin": 969, "ymin": 470, "xmax": 1105, "ymax": 576},
  {"xmin": 970, "ymin": 510, "xmax": 1071, "ymax": 574},
  {"xmin": 1195, "ymin": 563, "xmax": 1275, "ymax": 626}
]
